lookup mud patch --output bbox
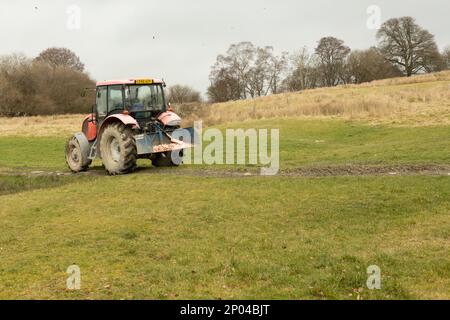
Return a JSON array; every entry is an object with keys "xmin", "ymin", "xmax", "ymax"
[
  {"xmin": 0, "ymin": 175, "xmax": 87, "ymax": 196},
  {"xmin": 137, "ymin": 165, "xmax": 450, "ymax": 178},
  {"xmin": 282, "ymin": 164, "xmax": 450, "ymax": 177},
  {"xmin": 1, "ymin": 164, "xmax": 450, "ymax": 179},
  {"xmin": 129, "ymin": 164, "xmax": 450, "ymax": 178}
]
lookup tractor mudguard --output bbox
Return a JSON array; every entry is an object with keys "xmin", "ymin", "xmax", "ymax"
[
  {"xmin": 97, "ymin": 114, "xmax": 140, "ymax": 145},
  {"xmin": 82, "ymin": 114, "xmax": 97, "ymax": 141},
  {"xmin": 158, "ymin": 111, "xmax": 182, "ymax": 127},
  {"xmin": 73, "ymin": 132, "xmax": 91, "ymax": 159},
  {"xmin": 99, "ymin": 114, "xmax": 140, "ymax": 133}
]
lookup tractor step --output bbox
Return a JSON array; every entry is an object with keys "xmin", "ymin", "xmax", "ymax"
[{"xmin": 88, "ymin": 141, "xmax": 98, "ymax": 159}]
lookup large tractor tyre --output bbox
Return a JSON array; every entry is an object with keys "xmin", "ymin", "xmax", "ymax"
[
  {"xmin": 100, "ymin": 123, "xmax": 137, "ymax": 175},
  {"xmin": 152, "ymin": 150, "xmax": 182, "ymax": 167},
  {"xmin": 65, "ymin": 136, "xmax": 92, "ymax": 173}
]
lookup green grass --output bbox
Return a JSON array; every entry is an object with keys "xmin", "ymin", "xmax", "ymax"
[
  {"xmin": 0, "ymin": 119, "xmax": 449, "ymax": 171},
  {"xmin": 0, "ymin": 174, "xmax": 449, "ymax": 299},
  {"xmin": 0, "ymin": 175, "xmax": 84, "ymax": 196},
  {"xmin": 272, "ymin": 119, "xmax": 450, "ymax": 167},
  {"xmin": 0, "ymin": 136, "xmax": 67, "ymax": 170},
  {"xmin": 0, "ymin": 118, "xmax": 449, "ymax": 299},
  {"xmin": 212, "ymin": 119, "xmax": 450, "ymax": 168}
]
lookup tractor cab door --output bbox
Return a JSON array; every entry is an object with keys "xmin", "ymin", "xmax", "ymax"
[
  {"xmin": 96, "ymin": 86, "xmax": 108, "ymax": 127},
  {"xmin": 107, "ymin": 85, "xmax": 125, "ymax": 115}
]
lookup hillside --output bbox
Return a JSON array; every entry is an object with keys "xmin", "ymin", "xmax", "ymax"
[{"xmin": 180, "ymin": 71, "xmax": 450, "ymax": 127}]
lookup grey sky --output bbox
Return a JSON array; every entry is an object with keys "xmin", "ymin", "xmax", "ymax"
[{"xmin": 0, "ymin": 0, "xmax": 448, "ymax": 95}]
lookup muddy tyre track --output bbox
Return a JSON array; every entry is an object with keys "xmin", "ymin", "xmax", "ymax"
[{"xmin": 1, "ymin": 164, "xmax": 450, "ymax": 178}]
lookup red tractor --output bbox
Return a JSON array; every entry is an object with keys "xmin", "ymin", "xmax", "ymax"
[{"xmin": 65, "ymin": 78, "xmax": 194, "ymax": 175}]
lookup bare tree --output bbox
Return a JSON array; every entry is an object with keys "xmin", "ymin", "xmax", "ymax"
[
  {"xmin": 289, "ymin": 48, "xmax": 313, "ymax": 90},
  {"xmin": 216, "ymin": 42, "xmax": 255, "ymax": 99},
  {"xmin": 247, "ymin": 46, "xmax": 287, "ymax": 96},
  {"xmin": 208, "ymin": 42, "xmax": 287, "ymax": 102},
  {"xmin": 166, "ymin": 85, "xmax": 201, "ymax": 104},
  {"xmin": 247, "ymin": 46, "xmax": 269, "ymax": 98},
  {"xmin": 0, "ymin": 52, "xmax": 94, "ymax": 116},
  {"xmin": 35, "ymin": 47, "xmax": 85, "ymax": 72},
  {"xmin": 442, "ymin": 46, "xmax": 450, "ymax": 70},
  {"xmin": 376, "ymin": 17, "xmax": 442, "ymax": 76},
  {"xmin": 267, "ymin": 50, "xmax": 288, "ymax": 94},
  {"xmin": 282, "ymin": 47, "xmax": 320, "ymax": 91},
  {"xmin": 207, "ymin": 68, "xmax": 241, "ymax": 103},
  {"xmin": 347, "ymin": 47, "xmax": 401, "ymax": 84},
  {"xmin": 0, "ymin": 53, "xmax": 30, "ymax": 75},
  {"xmin": 315, "ymin": 37, "xmax": 351, "ymax": 86}
]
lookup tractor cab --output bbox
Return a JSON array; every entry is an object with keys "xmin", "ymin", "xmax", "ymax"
[
  {"xmin": 82, "ymin": 78, "xmax": 181, "ymax": 142},
  {"xmin": 95, "ymin": 78, "xmax": 168, "ymax": 128},
  {"xmin": 67, "ymin": 78, "xmax": 194, "ymax": 175}
]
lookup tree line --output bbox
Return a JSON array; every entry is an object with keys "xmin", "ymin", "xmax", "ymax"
[
  {"xmin": 207, "ymin": 16, "xmax": 450, "ymax": 103},
  {"xmin": 0, "ymin": 48, "xmax": 94, "ymax": 116},
  {"xmin": 0, "ymin": 46, "xmax": 203, "ymax": 116}
]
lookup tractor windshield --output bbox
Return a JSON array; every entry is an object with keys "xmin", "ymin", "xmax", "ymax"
[{"xmin": 126, "ymin": 84, "xmax": 165, "ymax": 112}]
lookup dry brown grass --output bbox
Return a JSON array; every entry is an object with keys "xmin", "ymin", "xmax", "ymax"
[
  {"xmin": 0, "ymin": 114, "xmax": 85, "ymax": 137},
  {"xmin": 180, "ymin": 70, "xmax": 450, "ymax": 127},
  {"xmin": 1, "ymin": 71, "xmax": 449, "ymax": 137}
]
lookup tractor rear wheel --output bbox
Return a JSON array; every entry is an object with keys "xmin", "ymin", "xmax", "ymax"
[
  {"xmin": 152, "ymin": 150, "xmax": 182, "ymax": 167},
  {"xmin": 65, "ymin": 136, "xmax": 92, "ymax": 172},
  {"xmin": 100, "ymin": 123, "xmax": 137, "ymax": 175}
]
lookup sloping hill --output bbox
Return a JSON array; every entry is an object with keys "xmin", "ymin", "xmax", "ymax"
[{"xmin": 181, "ymin": 71, "xmax": 450, "ymax": 127}]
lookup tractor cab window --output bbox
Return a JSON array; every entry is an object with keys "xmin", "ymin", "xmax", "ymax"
[
  {"xmin": 96, "ymin": 87, "xmax": 107, "ymax": 117},
  {"xmin": 108, "ymin": 85, "xmax": 124, "ymax": 113},
  {"xmin": 126, "ymin": 84, "xmax": 165, "ymax": 112}
]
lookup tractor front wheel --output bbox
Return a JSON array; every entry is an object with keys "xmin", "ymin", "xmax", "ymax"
[
  {"xmin": 100, "ymin": 123, "xmax": 137, "ymax": 175},
  {"xmin": 65, "ymin": 136, "xmax": 92, "ymax": 172}
]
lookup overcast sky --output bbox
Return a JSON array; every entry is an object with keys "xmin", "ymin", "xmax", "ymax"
[{"xmin": 0, "ymin": 0, "xmax": 448, "ymax": 95}]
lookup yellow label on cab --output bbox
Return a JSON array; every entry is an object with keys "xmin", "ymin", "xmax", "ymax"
[{"xmin": 135, "ymin": 79, "xmax": 153, "ymax": 84}]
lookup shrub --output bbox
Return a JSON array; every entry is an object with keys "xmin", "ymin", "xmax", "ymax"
[{"xmin": 0, "ymin": 53, "xmax": 95, "ymax": 116}]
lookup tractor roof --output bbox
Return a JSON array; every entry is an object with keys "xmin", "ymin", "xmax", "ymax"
[{"xmin": 96, "ymin": 78, "xmax": 164, "ymax": 87}]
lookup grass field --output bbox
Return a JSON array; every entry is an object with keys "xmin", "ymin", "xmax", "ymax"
[
  {"xmin": 1, "ymin": 119, "xmax": 449, "ymax": 171},
  {"xmin": 0, "ymin": 73, "xmax": 449, "ymax": 299},
  {"xmin": 1, "ymin": 175, "xmax": 449, "ymax": 299}
]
